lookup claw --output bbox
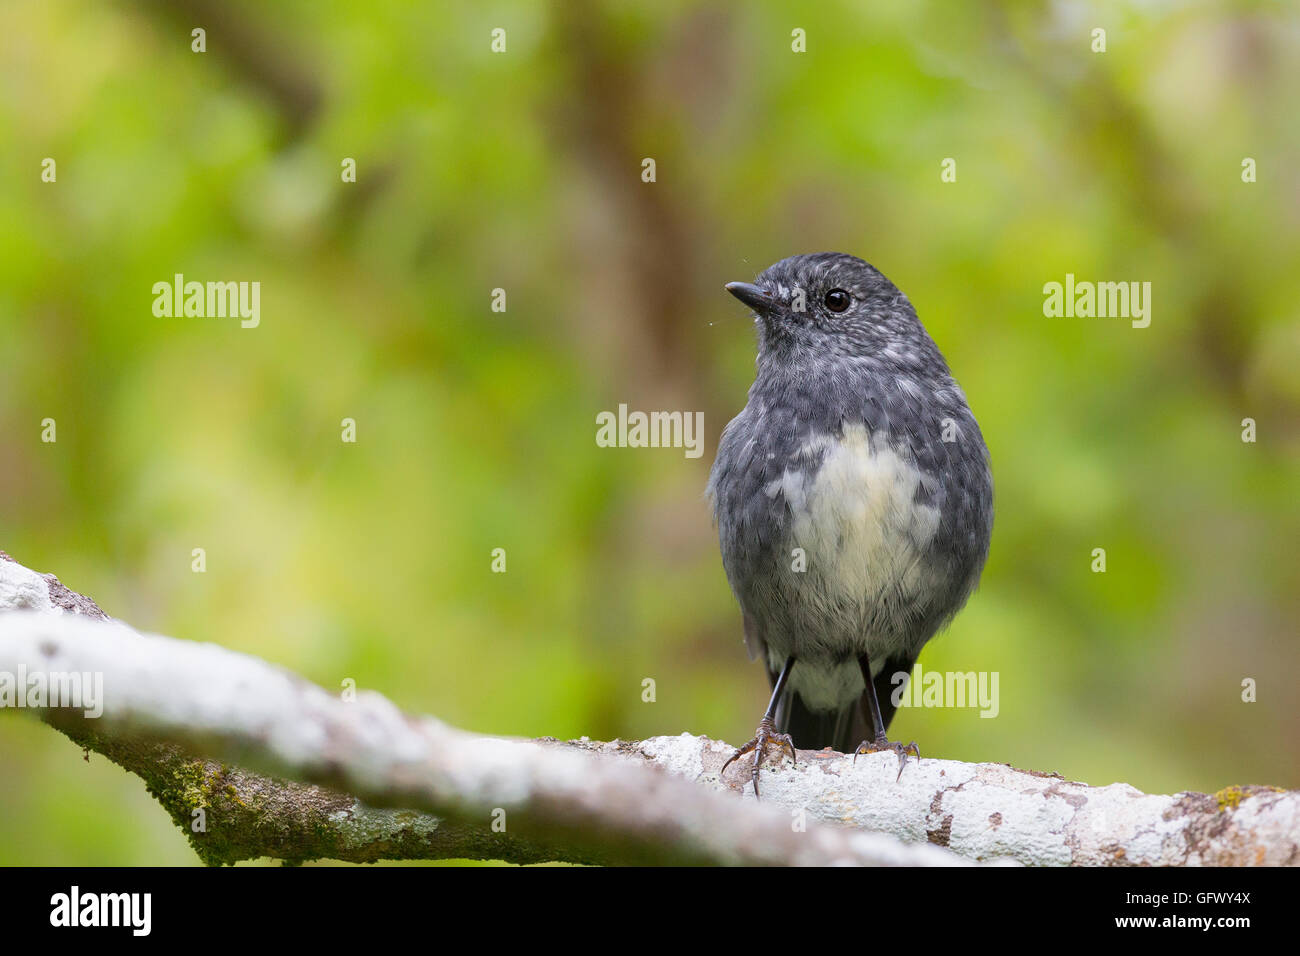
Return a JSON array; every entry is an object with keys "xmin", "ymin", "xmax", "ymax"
[
  {"xmin": 720, "ymin": 716, "xmax": 797, "ymax": 797},
  {"xmin": 853, "ymin": 737, "xmax": 920, "ymax": 781},
  {"xmin": 719, "ymin": 746, "xmax": 748, "ymax": 777}
]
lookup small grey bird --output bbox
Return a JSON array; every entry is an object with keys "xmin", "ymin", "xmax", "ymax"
[{"xmin": 707, "ymin": 252, "xmax": 993, "ymax": 794}]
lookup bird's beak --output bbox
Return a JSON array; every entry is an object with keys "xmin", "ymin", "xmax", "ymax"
[{"xmin": 725, "ymin": 281, "xmax": 774, "ymax": 313}]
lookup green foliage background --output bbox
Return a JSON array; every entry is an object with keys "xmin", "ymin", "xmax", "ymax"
[{"xmin": 1, "ymin": 1, "xmax": 1297, "ymax": 864}]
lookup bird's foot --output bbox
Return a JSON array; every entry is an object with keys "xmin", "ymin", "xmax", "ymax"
[
  {"xmin": 720, "ymin": 716, "xmax": 796, "ymax": 797},
  {"xmin": 853, "ymin": 736, "xmax": 920, "ymax": 781}
]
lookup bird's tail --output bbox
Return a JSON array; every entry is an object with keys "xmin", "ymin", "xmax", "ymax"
[
  {"xmin": 774, "ymin": 690, "xmax": 868, "ymax": 754},
  {"xmin": 772, "ymin": 659, "xmax": 910, "ymax": 753}
]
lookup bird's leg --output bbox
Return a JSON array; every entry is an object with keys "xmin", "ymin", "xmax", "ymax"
[
  {"xmin": 720, "ymin": 655, "xmax": 797, "ymax": 797},
  {"xmin": 852, "ymin": 652, "xmax": 919, "ymax": 781}
]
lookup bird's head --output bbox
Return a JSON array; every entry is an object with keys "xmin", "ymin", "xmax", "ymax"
[{"xmin": 726, "ymin": 252, "xmax": 941, "ymax": 375}]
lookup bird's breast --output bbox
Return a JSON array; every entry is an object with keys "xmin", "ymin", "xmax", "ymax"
[{"xmin": 768, "ymin": 423, "xmax": 944, "ymax": 608}]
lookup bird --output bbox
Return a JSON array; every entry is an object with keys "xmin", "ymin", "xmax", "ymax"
[{"xmin": 706, "ymin": 252, "xmax": 993, "ymax": 795}]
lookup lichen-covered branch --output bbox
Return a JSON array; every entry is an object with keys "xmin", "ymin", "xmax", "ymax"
[
  {"xmin": 2, "ymin": 551, "xmax": 1296, "ymax": 866},
  {"xmin": 0, "ymin": 551, "xmax": 964, "ymax": 866},
  {"xmin": 608, "ymin": 735, "xmax": 1298, "ymax": 865}
]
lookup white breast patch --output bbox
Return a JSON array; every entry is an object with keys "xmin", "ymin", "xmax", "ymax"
[{"xmin": 766, "ymin": 424, "xmax": 942, "ymax": 612}]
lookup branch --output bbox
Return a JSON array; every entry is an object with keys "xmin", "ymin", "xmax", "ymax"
[
  {"xmin": 2, "ymin": 551, "xmax": 1296, "ymax": 866},
  {"xmin": 0, "ymin": 551, "xmax": 963, "ymax": 866}
]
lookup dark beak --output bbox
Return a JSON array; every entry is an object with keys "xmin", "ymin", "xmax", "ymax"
[{"xmin": 725, "ymin": 281, "xmax": 773, "ymax": 312}]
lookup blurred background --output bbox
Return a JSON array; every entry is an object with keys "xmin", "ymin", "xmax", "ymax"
[{"xmin": 1, "ymin": 0, "xmax": 1297, "ymax": 864}]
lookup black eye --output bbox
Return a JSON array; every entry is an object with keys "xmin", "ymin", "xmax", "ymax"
[{"xmin": 824, "ymin": 289, "xmax": 851, "ymax": 313}]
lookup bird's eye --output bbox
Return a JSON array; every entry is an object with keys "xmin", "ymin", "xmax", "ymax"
[{"xmin": 824, "ymin": 289, "xmax": 851, "ymax": 313}]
